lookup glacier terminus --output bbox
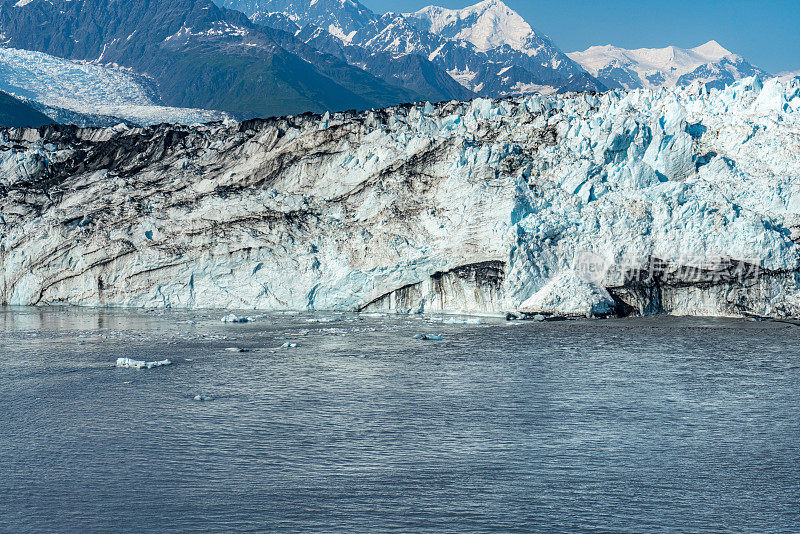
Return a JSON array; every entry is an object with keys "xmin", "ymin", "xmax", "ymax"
[{"xmin": 2, "ymin": 76, "xmax": 800, "ymax": 318}]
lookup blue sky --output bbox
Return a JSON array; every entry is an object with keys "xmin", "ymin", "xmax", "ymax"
[{"xmin": 365, "ymin": 0, "xmax": 800, "ymax": 74}]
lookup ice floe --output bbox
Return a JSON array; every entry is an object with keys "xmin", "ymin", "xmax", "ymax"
[{"xmin": 115, "ymin": 357, "xmax": 172, "ymax": 369}]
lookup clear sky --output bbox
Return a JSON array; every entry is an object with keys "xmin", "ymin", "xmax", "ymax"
[{"xmin": 364, "ymin": 0, "xmax": 800, "ymax": 74}]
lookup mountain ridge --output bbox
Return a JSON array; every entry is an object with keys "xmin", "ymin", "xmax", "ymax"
[
  {"xmin": 0, "ymin": 0, "xmax": 423, "ymax": 117},
  {"xmin": 568, "ymin": 40, "xmax": 769, "ymax": 90},
  {"xmin": 219, "ymin": 0, "xmax": 607, "ymax": 96}
]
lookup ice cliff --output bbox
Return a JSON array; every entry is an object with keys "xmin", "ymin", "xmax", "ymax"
[{"xmin": 2, "ymin": 76, "xmax": 800, "ymax": 318}]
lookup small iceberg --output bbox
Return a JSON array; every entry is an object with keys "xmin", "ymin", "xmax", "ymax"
[
  {"xmin": 518, "ymin": 271, "xmax": 615, "ymax": 317},
  {"xmin": 193, "ymin": 394, "xmax": 212, "ymax": 402},
  {"xmin": 281, "ymin": 342, "xmax": 298, "ymax": 348},
  {"xmin": 116, "ymin": 357, "xmax": 172, "ymax": 369},
  {"xmin": 444, "ymin": 317, "xmax": 481, "ymax": 325},
  {"xmin": 221, "ymin": 313, "xmax": 249, "ymax": 323},
  {"xmin": 224, "ymin": 347, "xmax": 249, "ymax": 353},
  {"xmin": 413, "ymin": 334, "xmax": 443, "ymax": 341},
  {"xmin": 428, "ymin": 316, "xmax": 482, "ymax": 325}
]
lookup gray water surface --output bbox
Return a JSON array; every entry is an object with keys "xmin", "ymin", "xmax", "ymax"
[{"xmin": 1, "ymin": 307, "xmax": 798, "ymax": 533}]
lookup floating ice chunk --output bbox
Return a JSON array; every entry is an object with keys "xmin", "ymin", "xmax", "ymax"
[
  {"xmin": 413, "ymin": 333, "xmax": 443, "ymax": 341},
  {"xmin": 519, "ymin": 271, "xmax": 615, "ymax": 317},
  {"xmin": 193, "ymin": 394, "xmax": 212, "ymax": 401},
  {"xmin": 116, "ymin": 357, "xmax": 172, "ymax": 369},
  {"xmin": 428, "ymin": 316, "xmax": 482, "ymax": 325},
  {"xmin": 534, "ymin": 314, "xmax": 546, "ymax": 322},
  {"xmin": 443, "ymin": 317, "xmax": 482, "ymax": 325},
  {"xmin": 306, "ymin": 317, "xmax": 340, "ymax": 323},
  {"xmin": 224, "ymin": 347, "xmax": 248, "ymax": 353},
  {"xmin": 221, "ymin": 314, "xmax": 248, "ymax": 323},
  {"xmin": 281, "ymin": 342, "xmax": 298, "ymax": 348}
]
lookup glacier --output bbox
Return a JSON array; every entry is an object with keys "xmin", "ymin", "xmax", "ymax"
[
  {"xmin": 2, "ymin": 76, "xmax": 800, "ymax": 318},
  {"xmin": 0, "ymin": 47, "xmax": 234, "ymax": 126}
]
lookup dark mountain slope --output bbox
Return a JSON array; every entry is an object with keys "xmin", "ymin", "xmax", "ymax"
[{"xmin": 0, "ymin": 91, "xmax": 54, "ymax": 127}]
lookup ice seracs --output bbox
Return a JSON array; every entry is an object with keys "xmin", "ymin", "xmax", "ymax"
[{"xmin": 2, "ymin": 77, "xmax": 800, "ymax": 319}]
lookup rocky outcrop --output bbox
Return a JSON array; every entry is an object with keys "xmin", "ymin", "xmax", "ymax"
[{"xmin": 2, "ymin": 77, "xmax": 800, "ymax": 317}]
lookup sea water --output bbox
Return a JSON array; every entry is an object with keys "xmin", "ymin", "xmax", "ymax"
[{"xmin": 1, "ymin": 307, "xmax": 798, "ymax": 532}]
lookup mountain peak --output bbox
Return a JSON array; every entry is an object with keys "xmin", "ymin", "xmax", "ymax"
[
  {"xmin": 407, "ymin": 0, "xmax": 535, "ymax": 53},
  {"xmin": 468, "ymin": 0, "xmax": 511, "ymax": 12},
  {"xmin": 691, "ymin": 40, "xmax": 735, "ymax": 61}
]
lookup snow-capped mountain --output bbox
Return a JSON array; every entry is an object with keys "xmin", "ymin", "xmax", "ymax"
[
  {"xmin": 0, "ymin": 0, "xmax": 421, "ymax": 118},
  {"xmin": 568, "ymin": 40, "xmax": 769, "ymax": 90},
  {"xmin": 779, "ymin": 69, "xmax": 800, "ymax": 81},
  {"xmin": 407, "ymin": 0, "xmax": 548, "ymax": 56},
  {"xmin": 4, "ymin": 78, "xmax": 800, "ymax": 318},
  {"xmin": 0, "ymin": 47, "xmax": 233, "ymax": 126},
  {"xmin": 227, "ymin": 0, "xmax": 375, "ymax": 38},
  {"xmin": 219, "ymin": 0, "xmax": 605, "ymax": 97},
  {"xmin": 395, "ymin": 0, "xmax": 596, "ymax": 95}
]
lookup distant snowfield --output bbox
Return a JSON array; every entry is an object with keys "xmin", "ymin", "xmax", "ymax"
[
  {"xmin": 568, "ymin": 41, "xmax": 766, "ymax": 90},
  {"xmin": 0, "ymin": 47, "xmax": 233, "ymax": 125}
]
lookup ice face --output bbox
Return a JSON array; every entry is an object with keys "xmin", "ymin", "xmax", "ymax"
[{"xmin": 1, "ymin": 76, "xmax": 800, "ymax": 318}]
